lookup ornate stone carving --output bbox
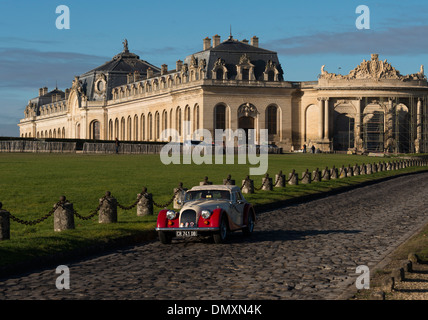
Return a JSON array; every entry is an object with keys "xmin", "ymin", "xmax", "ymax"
[
  {"xmin": 319, "ymin": 54, "xmax": 426, "ymax": 81},
  {"xmin": 239, "ymin": 53, "xmax": 251, "ymax": 65},
  {"xmin": 238, "ymin": 103, "xmax": 258, "ymax": 118}
]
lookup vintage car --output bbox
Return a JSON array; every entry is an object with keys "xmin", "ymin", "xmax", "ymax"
[{"xmin": 156, "ymin": 185, "xmax": 256, "ymax": 244}]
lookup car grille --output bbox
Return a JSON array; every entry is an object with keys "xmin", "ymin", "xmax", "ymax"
[{"xmin": 180, "ymin": 209, "xmax": 197, "ymax": 227}]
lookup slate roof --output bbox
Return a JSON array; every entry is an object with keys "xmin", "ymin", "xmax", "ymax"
[
  {"xmin": 82, "ymin": 50, "xmax": 160, "ymax": 76},
  {"xmin": 186, "ymin": 37, "xmax": 283, "ymax": 81}
]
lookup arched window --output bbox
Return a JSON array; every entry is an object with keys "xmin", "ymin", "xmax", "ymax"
[
  {"xmin": 90, "ymin": 120, "xmax": 100, "ymax": 140},
  {"xmin": 148, "ymin": 113, "xmax": 153, "ymax": 140},
  {"xmin": 114, "ymin": 118, "xmax": 119, "ymax": 139},
  {"xmin": 267, "ymin": 105, "xmax": 278, "ymax": 135},
  {"xmin": 155, "ymin": 112, "xmax": 160, "ymax": 140},
  {"xmin": 120, "ymin": 117, "xmax": 125, "ymax": 140},
  {"xmin": 109, "ymin": 120, "xmax": 113, "ymax": 140},
  {"xmin": 268, "ymin": 70, "xmax": 275, "ymax": 82},
  {"xmin": 141, "ymin": 114, "xmax": 145, "ymax": 141},
  {"xmin": 127, "ymin": 116, "xmax": 132, "ymax": 140},
  {"xmin": 176, "ymin": 107, "xmax": 182, "ymax": 135},
  {"xmin": 134, "ymin": 115, "xmax": 139, "ymax": 141},
  {"xmin": 215, "ymin": 104, "xmax": 226, "ymax": 130},
  {"xmin": 216, "ymin": 69, "xmax": 223, "ymax": 80},
  {"xmin": 194, "ymin": 104, "xmax": 200, "ymax": 131}
]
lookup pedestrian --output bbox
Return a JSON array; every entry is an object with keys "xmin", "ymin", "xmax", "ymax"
[
  {"xmin": 311, "ymin": 145, "xmax": 315, "ymax": 154},
  {"xmin": 303, "ymin": 144, "xmax": 307, "ymax": 153},
  {"xmin": 115, "ymin": 138, "xmax": 120, "ymax": 154}
]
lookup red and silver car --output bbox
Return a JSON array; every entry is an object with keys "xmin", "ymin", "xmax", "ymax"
[{"xmin": 156, "ymin": 185, "xmax": 256, "ymax": 244}]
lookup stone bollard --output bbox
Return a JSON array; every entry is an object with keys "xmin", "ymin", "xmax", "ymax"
[
  {"xmin": 0, "ymin": 202, "xmax": 10, "ymax": 240},
  {"xmin": 386, "ymin": 162, "xmax": 392, "ymax": 171},
  {"xmin": 274, "ymin": 171, "xmax": 285, "ymax": 188},
  {"xmin": 288, "ymin": 170, "xmax": 298, "ymax": 185},
  {"xmin": 200, "ymin": 176, "xmax": 212, "ymax": 186},
  {"xmin": 54, "ymin": 196, "xmax": 75, "ymax": 232},
  {"xmin": 372, "ymin": 163, "xmax": 378, "ymax": 173},
  {"xmin": 301, "ymin": 169, "xmax": 312, "ymax": 184},
  {"xmin": 223, "ymin": 174, "xmax": 235, "ymax": 186},
  {"xmin": 347, "ymin": 165, "xmax": 353, "ymax": 177},
  {"xmin": 241, "ymin": 176, "xmax": 254, "ymax": 194},
  {"xmin": 98, "ymin": 191, "xmax": 118, "ymax": 224},
  {"xmin": 173, "ymin": 182, "xmax": 187, "ymax": 209},
  {"xmin": 262, "ymin": 174, "xmax": 273, "ymax": 191},
  {"xmin": 330, "ymin": 166, "xmax": 338, "ymax": 179},
  {"xmin": 339, "ymin": 165, "xmax": 347, "ymax": 178},
  {"xmin": 360, "ymin": 163, "xmax": 366, "ymax": 175},
  {"xmin": 353, "ymin": 164, "xmax": 360, "ymax": 176},
  {"xmin": 312, "ymin": 168, "xmax": 321, "ymax": 182},
  {"xmin": 378, "ymin": 162, "xmax": 384, "ymax": 172},
  {"xmin": 322, "ymin": 167, "xmax": 330, "ymax": 181},
  {"xmin": 366, "ymin": 163, "xmax": 373, "ymax": 174},
  {"xmin": 137, "ymin": 187, "xmax": 153, "ymax": 216},
  {"xmin": 392, "ymin": 161, "xmax": 397, "ymax": 170}
]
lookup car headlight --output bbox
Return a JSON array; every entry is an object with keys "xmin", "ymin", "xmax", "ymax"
[
  {"xmin": 166, "ymin": 210, "xmax": 177, "ymax": 220},
  {"xmin": 201, "ymin": 209, "xmax": 212, "ymax": 219}
]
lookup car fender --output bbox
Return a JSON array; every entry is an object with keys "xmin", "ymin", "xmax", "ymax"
[
  {"xmin": 207, "ymin": 208, "xmax": 224, "ymax": 228},
  {"xmin": 156, "ymin": 209, "xmax": 169, "ymax": 229},
  {"xmin": 244, "ymin": 204, "xmax": 256, "ymax": 225}
]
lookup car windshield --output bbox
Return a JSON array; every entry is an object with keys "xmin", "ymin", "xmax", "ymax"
[{"xmin": 185, "ymin": 190, "xmax": 231, "ymax": 201}]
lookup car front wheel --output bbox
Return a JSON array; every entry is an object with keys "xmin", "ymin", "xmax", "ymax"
[
  {"xmin": 213, "ymin": 216, "xmax": 228, "ymax": 244},
  {"xmin": 158, "ymin": 231, "xmax": 172, "ymax": 244},
  {"xmin": 243, "ymin": 213, "xmax": 254, "ymax": 236}
]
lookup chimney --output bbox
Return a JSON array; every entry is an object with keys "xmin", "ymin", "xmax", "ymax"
[
  {"xmin": 212, "ymin": 34, "xmax": 221, "ymax": 48},
  {"xmin": 176, "ymin": 60, "xmax": 183, "ymax": 72},
  {"xmin": 251, "ymin": 36, "xmax": 259, "ymax": 48},
  {"xmin": 147, "ymin": 67, "xmax": 153, "ymax": 79},
  {"xmin": 242, "ymin": 39, "xmax": 249, "ymax": 44},
  {"xmin": 43, "ymin": 87, "xmax": 48, "ymax": 95},
  {"xmin": 203, "ymin": 37, "xmax": 211, "ymax": 50},
  {"xmin": 39, "ymin": 88, "xmax": 44, "ymax": 96},
  {"xmin": 134, "ymin": 70, "xmax": 140, "ymax": 82},
  {"xmin": 127, "ymin": 73, "xmax": 133, "ymax": 84},
  {"xmin": 161, "ymin": 64, "xmax": 168, "ymax": 75}
]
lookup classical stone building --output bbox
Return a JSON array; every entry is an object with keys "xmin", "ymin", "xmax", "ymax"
[{"xmin": 18, "ymin": 35, "xmax": 428, "ymax": 153}]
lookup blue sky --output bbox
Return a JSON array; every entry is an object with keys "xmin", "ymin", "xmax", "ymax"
[{"xmin": 1, "ymin": 0, "xmax": 428, "ymax": 136}]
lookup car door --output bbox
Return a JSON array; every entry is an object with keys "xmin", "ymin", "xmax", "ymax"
[{"xmin": 230, "ymin": 191, "xmax": 245, "ymax": 226}]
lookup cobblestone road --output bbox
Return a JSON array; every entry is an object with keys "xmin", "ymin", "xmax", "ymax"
[{"xmin": 1, "ymin": 173, "xmax": 428, "ymax": 300}]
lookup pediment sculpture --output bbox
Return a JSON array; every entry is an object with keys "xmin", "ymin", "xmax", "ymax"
[{"xmin": 319, "ymin": 54, "xmax": 426, "ymax": 81}]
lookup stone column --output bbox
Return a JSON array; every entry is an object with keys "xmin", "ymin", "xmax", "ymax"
[
  {"xmin": 318, "ymin": 98, "xmax": 324, "ymax": 140},
  {"xmin": 0, "ymin": 202, "xmax": 10, "ymax": 240},
  {"xmin": 54, "ymin": 196, "xmax": 75, "ymax": 232},
  {"xmin": 98, "ymin": 191, "xmax": 118, "ymax": 224},
  {"xmin": 324, "ymin": 99, "xmax": 329, "ymax": 140},
  {"xmin": 416, "ymin": 98, "xmax": 422, "ymax": 152}
]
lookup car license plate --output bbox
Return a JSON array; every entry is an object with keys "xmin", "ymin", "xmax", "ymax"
[{"xmin": 176, "ymin": 230, "xmax": 197, "ymax": 237}]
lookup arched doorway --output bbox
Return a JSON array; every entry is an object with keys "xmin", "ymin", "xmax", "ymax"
[
  {"xmin": 333, "ymin": 114, "xmax": 355, "ymax": 151},
  {"xmin": 238, "ymin": 103, "xmax": 258, "ymax": 143},
  {"xmin": 90, "ymin": 120, "xmax": 100, "ymax": 140}
]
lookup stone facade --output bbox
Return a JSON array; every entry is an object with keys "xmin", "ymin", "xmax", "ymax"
[{"xmin": 18, "ymin": 36, "xmax": 428, "ymax": 154}]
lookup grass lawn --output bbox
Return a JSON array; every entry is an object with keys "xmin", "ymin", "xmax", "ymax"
[{"xmin": 0, "ymin": 152, "xmax": 427, "ymax": 268}]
